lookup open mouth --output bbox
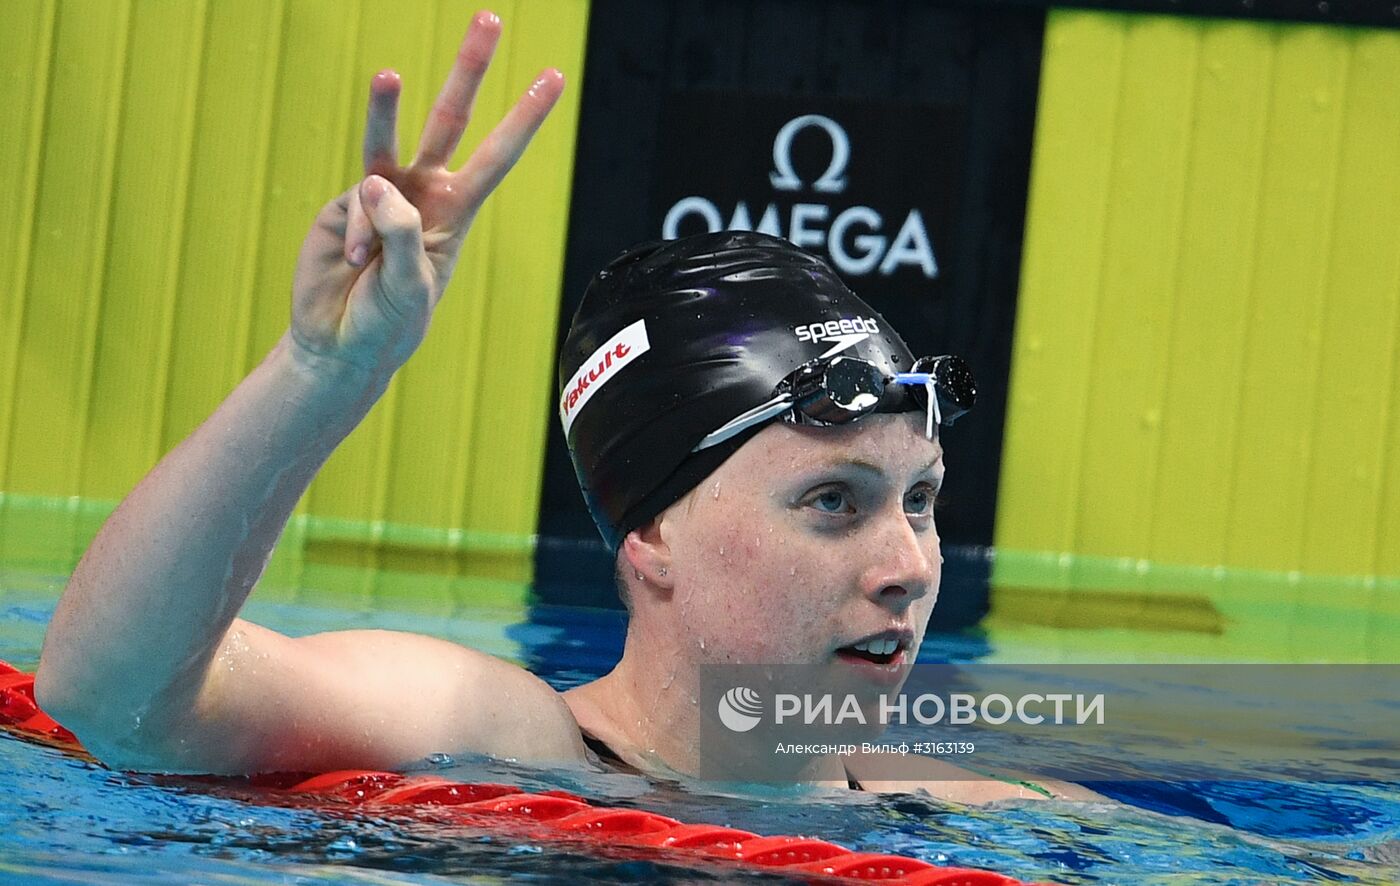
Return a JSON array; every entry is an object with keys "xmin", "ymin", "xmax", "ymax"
[{"xmin": 836, "ymin": 637, "xmax": 904, "ymax": 666}]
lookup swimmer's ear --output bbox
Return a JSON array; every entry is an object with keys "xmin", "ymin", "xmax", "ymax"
[{"xmin": 620, "ymin": 519, "xmax": 674, "ymax": 592}]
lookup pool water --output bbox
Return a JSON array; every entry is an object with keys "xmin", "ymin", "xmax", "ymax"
[{"xmin": 2, "ymin": 565, "xmax": 1397, "ymax": 885}]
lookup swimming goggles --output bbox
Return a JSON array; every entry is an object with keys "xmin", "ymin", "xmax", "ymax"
[{"xmin": 693, "ymin": 355, "xmax": 976, "ymax": 452}]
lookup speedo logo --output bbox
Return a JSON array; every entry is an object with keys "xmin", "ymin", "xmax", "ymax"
[
  {"xmin": 794, "ymin": 316, "xmax": 880, "ymax": 358},
  {"xmin": 560, "ymin": 319, "xmax": 650, "ymax": 435}
]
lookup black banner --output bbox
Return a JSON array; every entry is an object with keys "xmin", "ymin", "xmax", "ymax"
[{"xmin": 535, "ymin": 1, "xmax": 1046, "ymax": 626}]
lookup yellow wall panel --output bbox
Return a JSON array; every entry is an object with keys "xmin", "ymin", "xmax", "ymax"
[
  {"xmin": 1224, "ymin": 28, "xmax": 1348, "ymax": 571},
  {"xmin": 160, "ymin": 0, "xmax": 287, "ymax": 453},
  {"xmin": 81, "ymin": 1, "xmax": 207, "ymax": 499},
  {"xmin": 1000, "ymin": 12, "xmax": 1400, "ymax": 619},
  {"xmin": 1074, "ymin": 18, "xmax": 1197, "ymax": 559},
  {"xmin": 276, "ymin": 0, "xmax": 388, "ymax": 525},
  {"xmin": 1301, "ymin": 32, "xmax": 1400, "ymax": 576},
  {"xmin": 0, "ymin": 0, "xmax": 589, "ymax": 589},
  {"xmin": 1149, "ymin": 23, "xmax": 1272, "ymax": 569},
  {"xmin": 998, "ymin": 13, "xmax": 1126, "ymax": 564},
  {"xmin": 462, "ymin": 0, "xmax": 589, "ymax": 539},
  {"xmin": 0, "ymin": 1, "xmax": 57, "ymax": 485},
  {"xmin": 5, "ymin": 0, "xmax": 130, "ymax": 495}
]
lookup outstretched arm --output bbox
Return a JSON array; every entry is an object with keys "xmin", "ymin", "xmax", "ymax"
[{"xmin": 35, "ymin": 12, "xmax": 584, "ymax": 775}]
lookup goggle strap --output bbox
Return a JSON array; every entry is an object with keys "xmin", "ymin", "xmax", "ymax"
[
  {"xmin": 927, "ymin": 379, "xmax": 940, "ymax": 440},
  {"xmin": 891, "ymin": 371, "xmax": 940, "ymax": 439},
  {"xmin": 694, "ymin": 393, "xmax": 792, "ymax": 451}
]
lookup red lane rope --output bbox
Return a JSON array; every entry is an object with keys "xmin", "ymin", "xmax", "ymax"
[{"xmin": 0, "ymin": 660, "xmax": 1038, "ymax": 885}]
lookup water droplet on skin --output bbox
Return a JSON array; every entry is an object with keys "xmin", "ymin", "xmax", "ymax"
[
  {"xmin": 718, "ymin": 546, "xmax": 725, "ymax": 556},
  {"xmin": 699, "ymin": 638, "xmax": 706, "ymax": 650}
]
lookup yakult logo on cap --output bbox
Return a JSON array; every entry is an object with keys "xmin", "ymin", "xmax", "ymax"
[{"xmin": 560, "ymin": 319, "xmax": 650, "ymax": 435}]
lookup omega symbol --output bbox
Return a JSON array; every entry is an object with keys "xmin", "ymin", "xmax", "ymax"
[{"xmin": 769, "ymin": 114, "xmax": 850, "ymax": 194}]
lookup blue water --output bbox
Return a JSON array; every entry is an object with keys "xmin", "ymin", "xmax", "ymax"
[{"xmin": 2, "ymin": 569, "xmax": 1397, "ymax": 885}]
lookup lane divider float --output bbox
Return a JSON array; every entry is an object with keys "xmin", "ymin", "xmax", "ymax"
[{"xmin": 0, "ymin": 660, "xmax": 1041, "ymax": 885}]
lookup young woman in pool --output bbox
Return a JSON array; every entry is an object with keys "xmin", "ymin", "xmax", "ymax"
[{"xmin": 35, "ymin": 11, "xmax": 1094, "ymax": 803}]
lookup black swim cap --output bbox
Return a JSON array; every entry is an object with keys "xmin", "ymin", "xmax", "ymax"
[{"xmin": 559, "ymin": 231, "xmax": 920, "ymax": 550}]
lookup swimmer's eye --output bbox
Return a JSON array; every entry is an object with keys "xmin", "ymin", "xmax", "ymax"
[
  {"xmin": 803, "ymin": 486, "xmax": 855, "ymax": 515},
  {"xmin": 904, "ymin": 482, "xmax": 941, "ymax": 518}
]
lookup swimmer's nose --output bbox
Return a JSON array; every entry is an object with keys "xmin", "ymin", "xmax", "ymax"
[{"xmin": 861, "ymin": 514, "xmax": 936, "ymax": 611}]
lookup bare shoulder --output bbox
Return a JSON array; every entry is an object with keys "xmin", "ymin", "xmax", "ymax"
[
  {"xmin": 845, "ymin": 752, "xmax": 1109, "ymax": 804},
  {"xmin": 122, "ymin": 620, "xmax": 589, "ymax": 775},
  {"xmin": 280, "ymin": 626, "xmax": 590, "ymax": 767}
]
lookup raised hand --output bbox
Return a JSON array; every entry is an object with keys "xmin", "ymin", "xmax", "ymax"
[{"xmin": 289, "ymin": 11, "xmax": 563, "ymax": 375}]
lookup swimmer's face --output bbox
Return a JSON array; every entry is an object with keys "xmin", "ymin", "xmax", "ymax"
[{"xmin": 657, "ymin": 412, "xmax": 942, "ymax": 684}]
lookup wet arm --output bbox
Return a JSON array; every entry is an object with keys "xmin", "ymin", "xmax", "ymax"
[
  {"xmin": 35, "ymin": 335, "xmax": 385, "ymax": 762},
  {"xmin": 34, "ymin": 11, "xmax": 579, "ymax": 773}
]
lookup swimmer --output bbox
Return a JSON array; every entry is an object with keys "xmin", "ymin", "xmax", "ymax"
[{"xmin": 35, "ymin": 11, "xmax": 1096, "ymax": 803}]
